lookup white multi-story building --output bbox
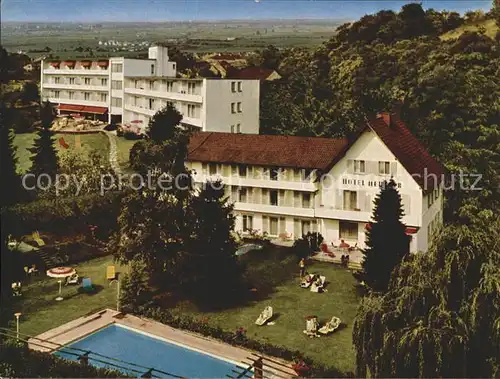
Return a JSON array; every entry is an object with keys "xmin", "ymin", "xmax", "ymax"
[
  {"xmin": 186, "ymin": 113, "xmax": 444, "ymax": 253},
  {"xmin": 40, "ymin": 46, "xmax": 260, "ymax": 134}
]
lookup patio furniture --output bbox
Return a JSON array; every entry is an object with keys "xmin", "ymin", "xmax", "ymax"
[
  {"xmin": 106, "ymin": 265, "xmax": 116, "ymax": 280},
  {"xmin": 32, "ymin": 231, "xmax": 45, "ymax": 247},
  {"xmin": 255, "ymin": 306, "xmax": 273, "ymax": 326},
  {"xmin": 66, "ymin": 273, "xmax": 79, "ymax": 285},
  {"xmin": 47, "ymin": 267, "xmax": 77, "ymax": 300},
  {"xmin": 310, "ymin": 275, "xmax": 326, "ymax": 293},
  {"xmin": 300, "ymin": 274, "xmax": 316, "ymax": 289},
  {"xmin": 318, "ymin": 316, "xmax": 341, "ymax": 335},
  {"xmin": 303, "ymin": 316, "xmax": 320, "ymax": 338},
  {"xmin": 82, "ymin": 277, "xmax": 93, "ymax": 291}
]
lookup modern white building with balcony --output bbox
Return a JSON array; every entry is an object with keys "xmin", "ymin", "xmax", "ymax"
[
  {"xmin": 40, "ymin": 46, "xmax": 260, "ymax": 133},
  {"xmin": 186, "ymin": 113, "xmax": 444, "ymax": 253}
]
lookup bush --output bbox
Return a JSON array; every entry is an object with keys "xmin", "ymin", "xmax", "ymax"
[
  {"xmin": 292, "ymin": 232, "xmax": 324, "ymax": 259},
  {"xmin": 140, "ymin": 307, "xmax": 348, "ymax": 377}
]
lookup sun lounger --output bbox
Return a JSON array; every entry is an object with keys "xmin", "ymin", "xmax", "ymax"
[
  {"xmin": 66, "ymin": 273, "xmax": 79, "ymax": 285},
  {"xmin": 310, "ymin": 275, "xmax": 326, "ymax": 293},
  {"xmin": 318, "ymin": 316, "xmax": 342, "ymax": 335},
  {"xmin": 32, "ymin": 231, "xmax": 45, "ymax": 247},
  {"xmin": 303, "ymin": 316, "xmax": 320, "ymax": 338},
  {"xmin": 106, "ymin": 265, "xmax": 116, "ymax": 280},
  {"xmin": 300, "ymin": 274, "xmax": 316, "ymax": 288},
  {"xmin": 255, "ymin": 306, "xmax": 273, "ymax": 326}
]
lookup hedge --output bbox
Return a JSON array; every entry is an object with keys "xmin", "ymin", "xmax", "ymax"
[{"xmin": 140, "ymin": 307, "xmax": 351, "ymax": 378}]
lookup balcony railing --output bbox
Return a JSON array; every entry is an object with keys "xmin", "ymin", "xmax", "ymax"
[
  {"xmin": 43, "ymin": 83, "xmax": 108, "ymax": 91},
  {"xmin": 124, "ymin": 87, "xmax": 203, "ymax": 104}
]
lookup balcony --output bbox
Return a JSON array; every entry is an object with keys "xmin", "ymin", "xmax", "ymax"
[
  {"xmin": 124, "ymin": 87, "xmax": 203, "ymax": 104},
  {"xmin": 43, "ymin": 68, "xmax": 109, "ymax": 76},
  {"xmin": 315, "ymin": 206, "xmax": 371, "ymax": 223},
  {"xmin": 234, "ymin": 202, "xmax": 315, "ymax": 218},
  {"xmin": 46, "ymin": 97, "xmax": 108, "ymax": 109},
  {"xmin": 124, "ymin": 104, "xmax": 156, "ymax": 117},
  {"xmin": 43, "ymin": 83, "xmax": 108, "ymax": 91}
]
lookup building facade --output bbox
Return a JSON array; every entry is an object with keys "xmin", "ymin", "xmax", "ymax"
[
  {"xmin": 40, "ymin": 46, "xmax": 260, "ymax": 134},
  {"xmin": 186, "ymin": 113, "xmax": 444, "ymax": 253}
]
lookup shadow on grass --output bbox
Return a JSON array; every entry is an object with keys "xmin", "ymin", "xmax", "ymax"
[{"xmin": 77, "ymin": 284, "xmax": 104, "ymax": 296}]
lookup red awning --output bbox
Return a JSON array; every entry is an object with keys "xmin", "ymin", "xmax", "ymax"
[
  {"xmin": 58, "ymin": 104, "xmax": 84, "ymax": 112},
  {"xmin": 82, "ymin": 106, "xmax": 108, "ymax": 114},
  {"xmin": 49, "ymin": 61, "xmax": 60, "ymax": 67},
  {"xmin": 405, "ymin": 227, "xmax": 418, "ymax": 234},
  {"xmin": 64, "ymin": 61, "xmax": 75, "ymax": 67},
  {"xmin": 97, "ymin": 60, "xmax": 109, "ymax": 67},
  {"xmin": 80, "ymin": 61, "xmax": 92, "ymax": 67}
]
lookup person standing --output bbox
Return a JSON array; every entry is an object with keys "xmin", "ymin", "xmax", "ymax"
[{"xmin": 299, "ymin": 258, "xmax": 306, "ymax": 278}]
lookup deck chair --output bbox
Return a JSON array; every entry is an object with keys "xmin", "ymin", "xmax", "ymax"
[
  {"xmin": 303, "ymin": 317, "xmax": 320, "ymax": 338},
  {"xmin": 318, "ymin": 316, "xmax": 342, "ymax": 335},
  {"xmin": 106, "ymin": 265, "xmax": 116, "ymax": 280},
  {"xmin": 255, "ymin": 306, "xmax": 273, "ymax": 326},
  {"xmin": 310, "ymin": 276, "xmax": 326, "ymax": 293},
  {"xmin": 58, "ymin": 137, "xmax": 70, "ymax": 149},
  {"xmin": 32, "ymin": 231, "xmax": 45, "ymax": 247},
  {"xmin": 66, "ymin": 273, "xmax": 79, "ymax": 285},
  {"xmin": 82, "ymin": 278, "xmax": 93, "ymax": 291},
  {"xmin": 300, "ymin": 274, "xmax": 316, "ymax": 289}
]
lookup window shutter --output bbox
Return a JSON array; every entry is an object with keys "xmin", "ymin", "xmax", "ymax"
[
  {"xmin": 294, "ymin": 192, "xmax": 300, "ymax": 207},
  {"xmin": 262, "ymin": 216, "xmax": 269, "ymax": 233},
  {"xmin": 222, "ymin": 165, "xmax": 230, "ymax": 177},
  {"xmin": 279, "ymin": 190, "xmax": 285, "ymax": 206},
  {"xmin": 202, "ymin": 163, "xmax": 208, "ymax": 175},
  {"xmin": 285, "ymin": 190, "xmax": 293, "ymax": 206},
  {"xmin": 347, "ymin": 159, "xmax": 354, "ymax": 174},
  {"xmin": 231, "ymin": 164, "xmax": 237, "ymax": 176},
  {"xmin": 253, "ymin": 167, "xmax": 262, "ymax": 179},
  {"xmin": 279, "ymin": 217, "xmax": 286, "ymax": 234},
  {"xmin": 262, "ymin": 189, "xmax": 269, "ymax": 205},
  {"xmin": 231, "ymin": 186, "xmax": 238, "ymax": 202},
  {"xmin": 390, "ymin": 162, "xmax": 398, "ymax": 176}
]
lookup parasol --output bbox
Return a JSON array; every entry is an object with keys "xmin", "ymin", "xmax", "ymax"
[{"xmin": 47, "ymin": 267, "xmax": 76, "ymax": 301}]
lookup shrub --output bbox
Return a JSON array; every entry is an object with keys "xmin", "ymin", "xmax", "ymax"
[{"xmin": 292, "ymin": 232, "xmax": 324, "ymax": 259}]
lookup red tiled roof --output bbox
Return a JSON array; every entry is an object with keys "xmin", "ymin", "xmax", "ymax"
[
  {"xmin": 230, "ymin": 67, "xmax": 277, "ymax": 80},
  {"xmin": 188, "ymin": 133, "xmax": 349, "ymax": 170},
  {"xmin": 187, "ymin": 113, "xmax": 444, "ymax": 192}
]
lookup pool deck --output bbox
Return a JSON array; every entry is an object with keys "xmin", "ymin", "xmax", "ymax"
[{"xmin": 29, "ymin": 308, "xmax": 297, "ymax": 378}]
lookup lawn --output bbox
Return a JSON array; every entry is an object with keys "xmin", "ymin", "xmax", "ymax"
[
  {"xmin": 15, "ymin": 255, "xmax": 128, "ymax": 337},
  {"xmin": 13, "ymin": 132, "xmax": 110, "ymax": 173},
  {"xmin": 171, "ymin": 248, "xmax": 360, "ymax": 374},
  {"xmin": 114, "ymin": 136, "xmax": 137, "ymax": 172}
]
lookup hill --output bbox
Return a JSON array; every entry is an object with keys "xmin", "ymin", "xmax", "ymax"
[{"xmin": 441, "ymin": 18, "xmax": 498, "ymax": 40}]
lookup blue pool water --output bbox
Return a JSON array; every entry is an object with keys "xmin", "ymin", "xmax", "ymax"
[{"xmin": 54, "ymin": 324, "xmax": 235, "ymax": 378}]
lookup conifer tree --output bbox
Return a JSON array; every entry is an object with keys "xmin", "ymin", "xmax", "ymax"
[
  {"xmin": 146, "ymin": 103, "xmax": 182, "ymax": 143},
  {"xmin": 29, "ymin": 101, "xmax": 58, "ymax": 181},
  {"xmin": 119, "ymin": 260, "xmax": 151, "ymax": 313},
  {"xmin": 360, "ymin": 179, "xmax": 410, "ymax": 292}
]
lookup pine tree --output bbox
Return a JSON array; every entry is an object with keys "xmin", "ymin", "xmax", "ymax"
[
  {"xmin": 119, "ymin": 260, "xmax": 151, "ymax": 313},
  {"xmin": 146, "ymin": 103, "xmax": 182, "ymax": 143},
  {"xmin": 29, "ymin": 101, "xmax": 58, "ymax": 181},
  {"xmin": 0, "ymin": 106, "xmax": 24, "ymax": 207},
  {"xmin": 183, "ymin": 180, "xmax": 242, "ymax": 307},
  {"xmin": 360, "ymin": 179, "xmax": 410, "ymax": 292}
]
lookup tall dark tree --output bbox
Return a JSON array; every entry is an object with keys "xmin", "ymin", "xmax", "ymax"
[
  {"xmin": 119, "ymin": 259, "xmax": 152, "ymax": 313},
  {"xmin": 0, "ymin": 106, "xmax": 24, "ymax": 207},
  {"xmin": 29, "ymin": 101, "xmax": 58, "ymax": 180},
  {"xmin": 20, "ymin": 81, "xmax": 39, "ymax": 104},
  {"xmin": 183, "ymin": 180, "xmax": 242, "ymax": 307},
  {"xmin": 360, "ymin": 179, "xmax": 410, "ymax": 292},
  {"xmin": 146, "ymin": 103, "xmax": 182, "ymax": 143}
]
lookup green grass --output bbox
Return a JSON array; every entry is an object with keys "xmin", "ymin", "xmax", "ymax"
[
  {"xmin": 115, "ymin": 137, "xmax": 137, "ymax": 172},
  {"xmin": 441, "ymin": 19, "xmax": 499, "ymax": 40},
  {"xmin": 13, "ymin": 132, "xmax": 110, "ymax": 174},
  {"xmin": 16, "ymin": 256, "xmax": 128, "ymax": 337},
  {"xmin": 171, "ymin": 249, "xmax": 360, "ymax": 373}
]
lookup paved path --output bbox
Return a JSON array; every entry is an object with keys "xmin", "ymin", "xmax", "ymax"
[{"xmin": 103, "ymin": 131, "xmax": 121, "ymax": 175}]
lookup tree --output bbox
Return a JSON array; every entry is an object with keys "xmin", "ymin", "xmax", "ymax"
[
  {"xmin": 359, "ymin": 179, "xmax": 410, "ymax": 292},
  {"xmin": 352, "ymin": 212, "xmax": 500, "ymax": 377},
  {"xmin": 119, "ymin": 259, "xmax": 151, "ymax": 313},
  {"xmin": 146, "ymin": 103, "xmax": 182, "ymax": 144},
  {"xmin": 0, "ymin": 106, "xmax": 24, "ymax": 207},
  {"xmin": 29, "ymin": 101, "xmax": 58, "ymax": 182},
  {"xmin": 292, "ymin": 232, "xmax": 324, "ymax": 259},
  {"xmin": 20, "ymin": 81, "xmax": 39, "ymax": 104},
  {"xmin": 183, "ymin": 180, "xmax": 242, "ymax": 307}
]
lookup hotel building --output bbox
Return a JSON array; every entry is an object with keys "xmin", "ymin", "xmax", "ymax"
[
  {"xmin": 40, "ymin": 46, "xmax": 260, "ymax": 134},
  {"xmin": 186, "ymin": 113, "xmax": 444, "ymax": 253}
]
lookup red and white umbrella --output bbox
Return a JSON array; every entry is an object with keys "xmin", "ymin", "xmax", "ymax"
[{"xmin": 47, "ymin": 267, "xmax": 76, "ymax": 278}]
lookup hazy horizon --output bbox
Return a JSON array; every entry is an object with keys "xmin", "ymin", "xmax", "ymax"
[{"xmin": 1, "ymin": 0, "xmax": 491, "ymax": 23}]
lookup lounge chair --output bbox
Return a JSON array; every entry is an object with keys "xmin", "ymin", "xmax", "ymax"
[
  {"xmin": 318, "ymin": 316, "xmax": 342, "ymax": 335},
  {"xmin": 300, "ymin": 274, "xmax": 316, "ymax": 289},
  {"xmin": 66, "ymin": 273, "xmax": 79, "ymax": 285},
  {"xmin": 32, "ymin": 231, "xmax": 45, "ymax": 247},
  {"xmin": 303, "ymin": 316, "xmax": 320, "ymax": 338},
  {"xmin": 255, "ymin": 306, "xmax": 273, "ymax": 326},
  {"xmin": 106, "ymin": 265, "xmax": 116, "ymax": 280},
  {"xmin": 310, "ymin": 276, "xmax": 326, "ymax": 293},
  {"xmin": 82, "ymin": 278, "xmax": 93, "ymax": 291}
]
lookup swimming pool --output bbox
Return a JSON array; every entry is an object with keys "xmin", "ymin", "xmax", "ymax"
[{"xmin": 54, "ymin": 324, "xmax": 236, "ymax": 377}]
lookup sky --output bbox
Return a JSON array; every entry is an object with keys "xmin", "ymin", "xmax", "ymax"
[{"xmin": 1, "ymin": 0, "xmax": 492, "ymax": 22}]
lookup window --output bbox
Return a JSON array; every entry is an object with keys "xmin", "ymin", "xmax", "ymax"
[
  {"xmin": 270, "ymin": 190, "xmax": 278, "ymax": 206},
  {"xmin": 187, "ymin": 104, "xmax": 196, "ymax": 118},
  {"xmin": 354, "ymin": 160, "xmax": 365, "ymax": 174},
  {"xmin": 133, "ymin": 96, "xmax": 139, "ymax": 106},
  {"xmin": 237, "ymin": 81, "xmax": 242, "ymax": 92},
  {"xmin": 69, "ymin": 77, "xmax": 75, "ymax": 85},
  {"xmin": 243, "ymin": 215, "xmax": 253, "ymax": 231},
  {"xmin": 239, "ymin": 188, "xmax": 247, "ymax": 203},
  {"xmin": 303, "ymin": 168, "xmax": 313, "ymax": 181},
  {"xmin": 236, "ymin": 123, "xmax": 241, "ymax": 133},
  {"xmin": 149, "ymin": 98, "xmax": 155, "ymax": 110},
  {"xmin": 166, "ymin": 81, "xmax": 173, "ymax": 92},
  {"xmin": 302, "ymin": 193, "xmax": 311, "ymax": 208},
  {"xmin": 379, "ymin": 161, "xmax": 390, "ymax": 175},
  {"xmin": 112, "ymin": 80, "xmax": 122, "ymax": 90},
  {"xmin": 231, "ymin": 102, "xmax": 236, "ymax": 114},
  {"xmin": 208, "ymin": 163, "xmax": 218, "ymax": 175},
  {"xmin": 151, "ymin": 64, "xmax": 155, "ymax": 75},
  {"xmin": 270, "ymin": 217, "xmax": 279, "ymax": 235},
  {"xmin": 111, "ymin": 63, "xmax": 123, "ymax": 73},
  {"xmin": 238, "ymin": 165, "xmax": 247, "ymax": 177},
  {"xmin": 231, "ymin": 125, "xmax": 235, "ymax": 133},
  {"xmin": 188, "ymin": 82, "xmax": 196, "ymax": 94},
  {"xmin": 54, "ymin": 77, "xmax": 60, "ymax": 84},
  {"xmin": 68, "ymin": 91, "xmax": 74, "ymax": 99},
  {"xmin": 111, "ymin": 97, "xmax": 122, "ymax": 107},
  {"xmin": 231, "ymin": 81, "xmax": 236, "ymax": 93},
  {"xmin": 84, "ymin": 78, "xmax": 91, "ymax": 85},
  {"xmin": 172, "ymin": 63, "xmax": 176, "ymax": 70},
  {"xmin": 100, "ymin": 93, "xmax": 107, "ymax": 102},
  {"xmin": 343, "ymin": 190, "xmax": 358, "ymax": 211},
  {"xmin": 270, "ymin": 167, "xmax": 280, "ymax": 181},
  {"xmin": 301, "ymin": 220, "xmax": 311, "ymax": 236},
  {"xmin": 84, "ymin": 92, "xmax": 90, "ymax": 101},
  {"xmin": 101, "ymin": 78, "xmax": 108, "ymax": 86},
  {"xmin": 149, "ymin": 81, "xmax": 154, "ymax": 90},
  {"xmin": 339, "ymin": 221, "xmax": 358, "ymax": 239},
  {"xmin": 167, "ymin": 101, "xmax": 173, "ymax": 107},
  {"xmin": 237, "ymin": 102, "xmax": 242, "ymax": 113},
  {"xmin": 54, "ymin": 90, "xmax": 60, "ymax": 98}
]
